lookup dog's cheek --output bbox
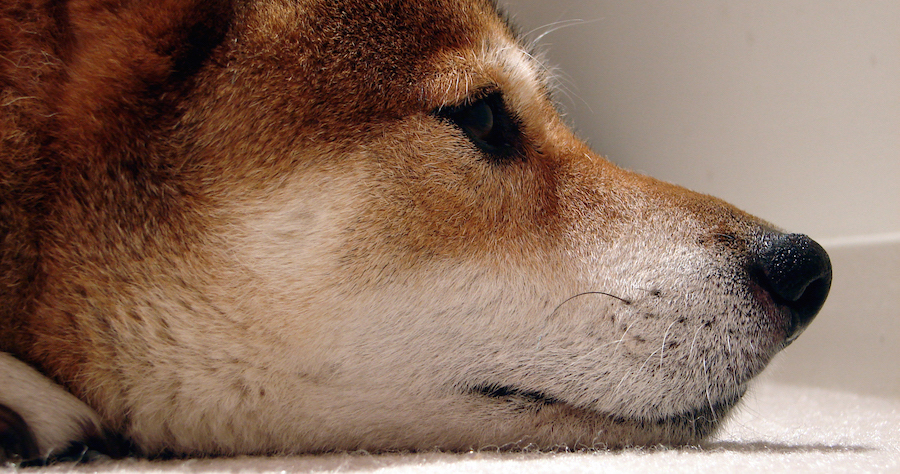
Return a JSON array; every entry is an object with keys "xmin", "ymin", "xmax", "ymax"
[{"xmin": 342, "ymin": 118, "xmax": 567, "ymax": 271}]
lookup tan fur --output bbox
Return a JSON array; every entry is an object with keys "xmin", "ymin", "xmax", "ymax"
[{"xmin": 0, "ymin": 0, "xmax": 829, "ymax": 460}]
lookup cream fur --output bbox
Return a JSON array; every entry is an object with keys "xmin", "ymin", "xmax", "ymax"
[
  {"xmin": 0, "ymin": 353, "xmax": 103, "ymax": 458},
  {"xmin": 0, "ymin": 0, "xmax": 824, "ymax": 459}
]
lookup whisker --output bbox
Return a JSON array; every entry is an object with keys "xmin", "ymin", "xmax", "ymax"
[
  {"xmin": 725, "ymin": 319, "xmax": 733, "ymax": 354},
  {"xmin": 688, "ymin": 325, "xmax": 704, "ymax": 361},
  {"xmin": 702, "ymin": 360, "xmax": 719, "ymax": 423},
  {"xmin": 612, "ymin": 368, "xmax": 631, "ymax": 397},
  {"xmin": 588, "ymin": 320, "xmax": 637, "ymax": 352},
  {"xmin": 535, "ymin": 290, "xmax": 630, "ymax": 353},
  {"xmin": 613, "ymin": 346, "xmax": 659, "ymax": 395},
  {"xmin": 546, "ymin": 67, "xmax": 591, "ymax": 113},
  {"xmin": 526, "ymin": 18, "xmax": 605, "ymax": 46},
  {"xmin": 518, "ymin": 18, "xmax": 604, "ymax": 114},
  {"xmin": 638, "ymin": 348, "xmax": 661, "ymax": 374},
  {"xmin": 548, "ymin": 291, "xmax": 631, "ymax": 319},
  {"xmin": 660, "ymin": 320, "xmax": 678, "ymax": 365},
  {"xmin": 613, "ymin": 321, "xmax": 636, "ymax": 356},
  {"xmin": 530, "ymin": 19, "xmax": 587, "ymax": 45}
]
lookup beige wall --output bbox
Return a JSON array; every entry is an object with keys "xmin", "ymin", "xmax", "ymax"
[
  {"xmin": 499, "ymin": 0, "xmax": 899, "ymax": 243},
  {"xmin": 499, "ymin": 0, "xmax": 900, "ymax": 397}
]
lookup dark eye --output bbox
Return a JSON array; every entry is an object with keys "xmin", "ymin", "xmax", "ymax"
[
  {"xmin": 458, "ymin": 100, "xmax": 494, "ymax": 143},
  {"xmin": 437, "ymin": 92, "xmax": 522, "ymax": 160}
]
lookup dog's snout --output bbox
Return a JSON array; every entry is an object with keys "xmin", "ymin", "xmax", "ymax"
[{"xmin": 755, "ymin": 233, "xmax": 832, "ymax": 343}]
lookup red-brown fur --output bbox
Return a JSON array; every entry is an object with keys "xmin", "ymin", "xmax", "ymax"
[
  {"xmin": 2, "ymin": 0, "xmax": 222, "ymax": 380},
  {"xmin": 1, "ymin": 0, "xmax": 830, "ymax": 460}
]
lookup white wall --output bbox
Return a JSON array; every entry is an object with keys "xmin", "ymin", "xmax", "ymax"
[
  {"xmin": 499, "ymin": 0, "xmax": 900, "ymax": 397},
  {"xmin": 499, "ymin": 0, "xmax": 899, "ymax": 243}
]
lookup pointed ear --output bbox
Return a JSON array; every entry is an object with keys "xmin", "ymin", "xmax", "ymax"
[
  {"xmin": 63, "ymin": 0, "xmax": 235, "ymax": 82},
  {"xmin": 55, "ymin": 0, "xmax": 235, "ymax": 146}
]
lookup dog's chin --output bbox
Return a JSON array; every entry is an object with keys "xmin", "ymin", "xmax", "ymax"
[{"xmin": 463, "ymin": 383, "xmax": 746, "ymax": 449}]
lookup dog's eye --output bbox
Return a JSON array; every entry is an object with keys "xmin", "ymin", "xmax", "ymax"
[
  {"xmin": 437, "ymin": 92, "xmax": 521, "ymax": 161},
  {"xmin": 458, "ymin": 100, "xmax": 494, "ymax": 143}
]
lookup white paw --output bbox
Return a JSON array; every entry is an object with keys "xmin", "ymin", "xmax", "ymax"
[{"xmin": 0, "ymin": 352, "xmax": 104, "ymax": 463}]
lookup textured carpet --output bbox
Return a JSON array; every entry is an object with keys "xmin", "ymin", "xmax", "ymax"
[{"xmin": 6, "ymin": 382, "xmax": 899, "ymax": 473}]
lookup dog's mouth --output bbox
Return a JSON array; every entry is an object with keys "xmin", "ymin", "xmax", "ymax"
[
  {"xmin": 466, "ymin": 382, "xmax": 745, "ymax": 447},
  {"xmin": 470, "ymin": 383, "xmax": 563, "ymax": 406}
]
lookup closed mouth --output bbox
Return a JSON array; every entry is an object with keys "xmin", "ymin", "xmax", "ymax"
[
  {"xmin": 469, "ymin": 383, "xmax": 563, "ymax": 406},
  {"xmin": 467, "ymin": 382, "xmax": 746, "ymax": 445}
]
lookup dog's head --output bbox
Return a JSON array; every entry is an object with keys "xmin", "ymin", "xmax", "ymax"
[{"xmin": 17, "ymin": 0, "xmax": 830, "ymax": 454}]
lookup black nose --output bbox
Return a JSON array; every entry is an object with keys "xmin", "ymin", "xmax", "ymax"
[{"xmin": 755, "ymin": 233, "xmax": 832, "ymax": 343}]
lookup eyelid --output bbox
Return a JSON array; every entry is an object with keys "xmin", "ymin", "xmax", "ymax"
[
  {"xmin": 438, "ymin": 86, "xmax": 500, "ymax": 111},
  {"xmin": 434, "ymin": 91, "xmax": 523, "ymax": 162}
]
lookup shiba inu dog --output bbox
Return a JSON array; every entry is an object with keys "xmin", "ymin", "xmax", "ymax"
[{"xmin": 0, "ymin": 0, "xmax": 832, "ymax": 462}]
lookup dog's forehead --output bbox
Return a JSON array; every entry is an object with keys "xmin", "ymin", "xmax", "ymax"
[{"xmin": 236, "ymin": 0, "xmax": 537, "ymax": 116}]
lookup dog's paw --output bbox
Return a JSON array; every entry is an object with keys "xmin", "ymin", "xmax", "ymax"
[
  {"xmin": 0, "ymin": 352, "xmax": 105, "ymax": 464},
  {"xmin": 0, "ymin": 402, "xmax": 40, "ymax": 463}
]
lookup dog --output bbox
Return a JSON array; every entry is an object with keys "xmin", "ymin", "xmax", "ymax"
[{"xmin": 0, "ymin": 0, "xmax": 832, "ymax": 462}]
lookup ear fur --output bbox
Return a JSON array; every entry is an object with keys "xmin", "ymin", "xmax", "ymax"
[
  {"xmin": 1, "ymin": 3, "xmax": 234, "ymax": 457},
  {"xmin": 54, "ymin": 0, "xmax": 235, "ymax": 150}
]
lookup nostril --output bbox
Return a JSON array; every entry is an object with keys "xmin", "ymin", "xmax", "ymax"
[{"xmin": 755, "ymin": 233, "xmax": 832, "ymax": 343}]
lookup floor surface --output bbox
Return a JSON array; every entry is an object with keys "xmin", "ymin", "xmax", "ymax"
[{"xmin": 6, "ymin": 382, "xmax": 899, "ymax": 473}]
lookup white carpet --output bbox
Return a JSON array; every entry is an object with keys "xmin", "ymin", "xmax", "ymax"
[{"xmin": 6, "ymin": 382, "xmax": 899, "ymax": 473}]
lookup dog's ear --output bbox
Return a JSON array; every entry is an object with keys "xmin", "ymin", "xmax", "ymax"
[
  {"xmin": 61, "ymin": 0, "xmax": 234, "ymax": 87},
  {"xmin": 53, "ymin": 0, "xmax": 235, "ymax": 150}
]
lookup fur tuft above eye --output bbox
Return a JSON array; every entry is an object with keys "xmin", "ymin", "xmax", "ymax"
[{"xmin": 436, "ymin": 92, "xmax": 523, "ymax": 162}]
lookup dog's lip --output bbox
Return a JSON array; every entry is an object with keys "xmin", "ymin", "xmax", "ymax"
[
  {"xmin": 469, "ymin": 383, "xmax": 563, "ymax": 406},
  {"xmin": 467, "ymin": 382, "xmax": 745, "ymax": 438}
]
